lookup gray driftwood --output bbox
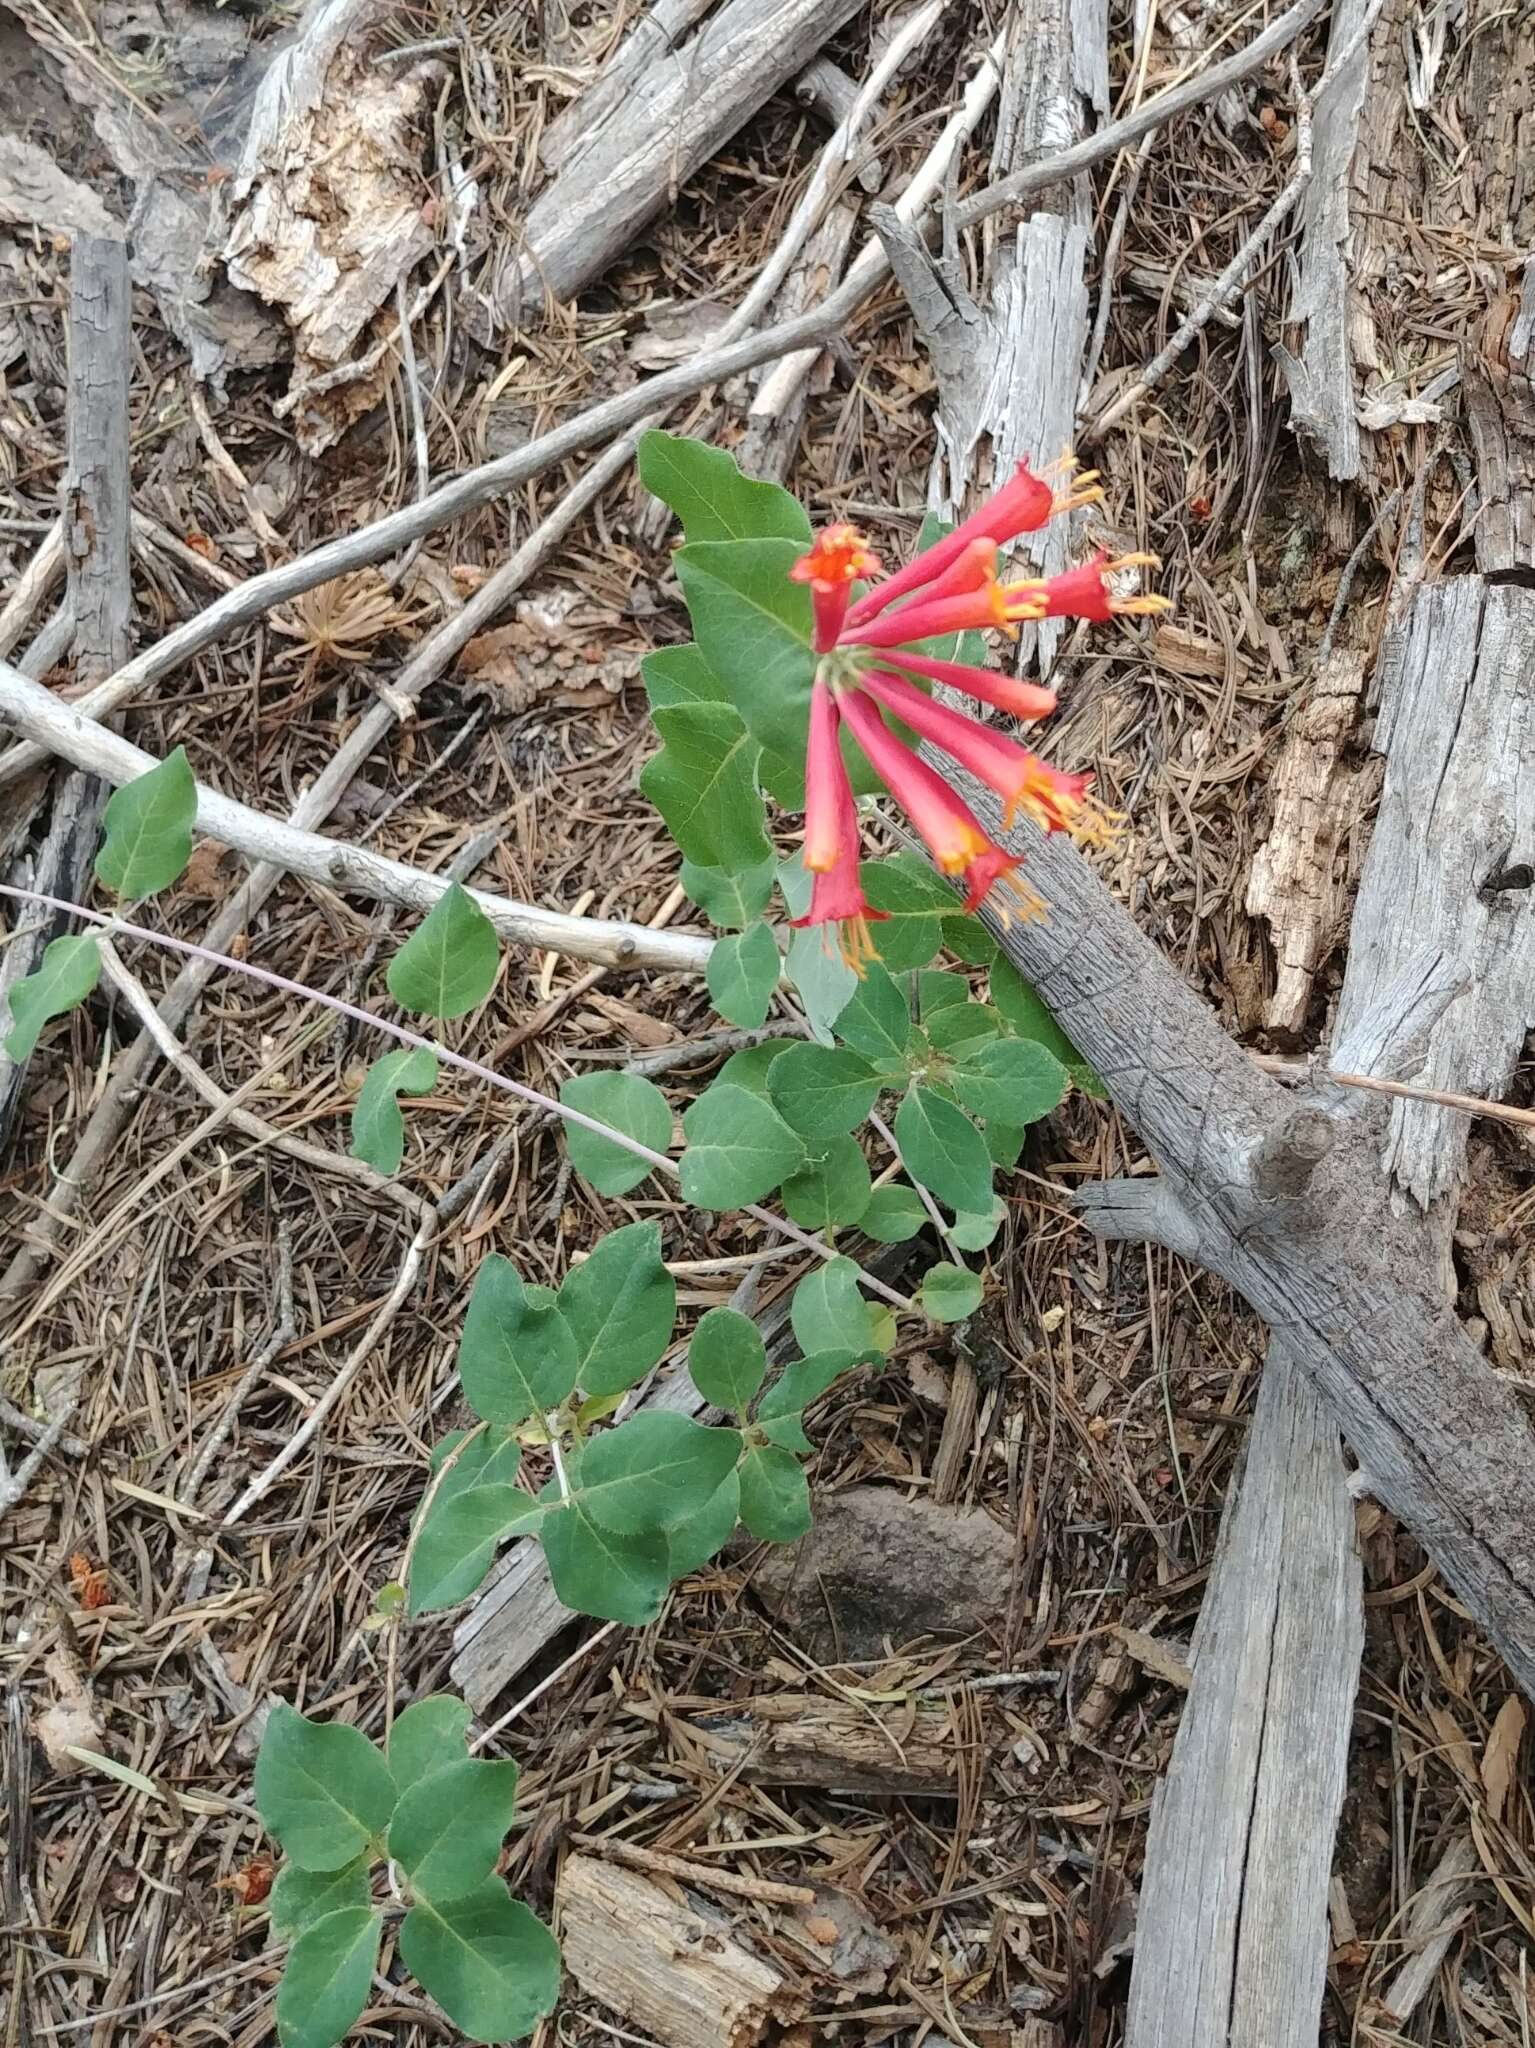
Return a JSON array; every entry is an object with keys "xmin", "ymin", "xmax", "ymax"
[
  {"xmin": 490, "ymin": 0, "xmax": 864, "ymax": 325},
  {"xmin": 0, "ymin": 236, "xmax": 131, "ymax": 1147}
]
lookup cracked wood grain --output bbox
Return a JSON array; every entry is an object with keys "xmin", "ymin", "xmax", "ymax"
[{"xmin": 0, "ymin": 235, "xmax": 132, "ymax": 1148}]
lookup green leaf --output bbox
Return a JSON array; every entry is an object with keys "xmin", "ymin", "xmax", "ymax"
[
  {"xmin": 387, "ymin": 882, "xmax": 500, "ymax": 1019},
  {"xmin": 276, "ymin": 1906, "xmax": 381, "ymax": 2048},
  {"xmin": 984, "ymin": 1119, "xmax": 1027, "ymax": 1168},
  {"xmin": 718, "ymin": 1039, "xmax": 793, "ymax": 1093},
  {"xmin": 543, "ymin": 1500, "xmax": 673, "ymax": 1624},
  {"xmin": 738, "ymin": 1445, "xmax": 812, "ymax": 1543},
  {"xmin": 681, "ymin": 855, "xmax": 776, "ymax": 929},
  {"xmin": 390, "ymin": 1759, "xmax": 520, "ymax": 1902},
  {"xmin": 917, "ymin": 970, "xmax": 973, "ymax": 1018},
  {"xmin": 386, "ymin": 1697, "xmax": 471, "ymax": 1796},
  {"xmin": 757, "ymin": 1349, "xmax": 858, "ymax": 1423},
  {"xmin": 410, "ymin": 1430, "xmax": 526, "ymax": 1616},
  {"xmin": 927, "ymin": 1002, "xmax": 1002, "ymax": 1057},
  {"xmin": 831, "ymin": 962, "xmax": 914, "ymax": 1070},
  {"xmin": 920, "ymin": 1262, "xmax": 984, "ymax": 1323},
  {"xmin": 942, "ymin": 913, "xmax": 998, "ymax": 966},
  {"xmin": 767, "ymin": 1042, "xmax": 879, "ymax": 1137},
  {"xmin": 990, "ymin": 960, "xmax": 1104, "ymax": 1094},
  {"xmin": 859, "ymin": 856, "xmax": 951, "ymax": 972},
  {"xmin": 707, "ymin": 921, "xmax": 781, "ymax": 1029},
  {"xmin": 948, "ymin": 1197, "xmax": 1005, "ymax": 1250},
  {"xmin": 400, "ymin": 1881, "xmax": 560, "ymax": 2045},
  {"xmin": 688, "ymin": 1306, "xmax": 766, "ymax": 1412},
  {"xmin": 680, "ymin": 1082, "xmax": 804, "ymax": 1207},
  {"xmin": 758, "ymin": 1411, "xmax": 813, "ymax": 1453},
  {"xmin": 638, "ymin": 429, "xmax": 811, "ymax": 545},
  {"xmin": 639, "ymin": 703, "xmax": 772, "ymax": 871},
  {"xmin": 675, "ymin": 539, "xmax": 816, "ymax": 804},
  {"xmin": 559, "ymin": 1071, "xmax": 672, "ymax": 1196},
  {"xmin": 949, "ymin": 1037, "xmax": 1069, "ymax": 1125},
  {"xmin": 2, "ymin": 934, "xmax": 100, "ymax": 1061},
  {"xmin": 667, "ymin": 1469, "xmax": 741, "ymax": 1578},
  {"xmin": 558, "ymin": 1222, "xmax": 676, "ymax": 1398},
  {"xmin": 577, "ymin": 1411, "xmax": 743, "ymax": 1534},
  {"xmin": 269, "ymin": 1858, "xmax": 371, "ymax": 1943},
  {"xmin": 776, "ymin": 857, "xmax": 858, "ymax": 1042},
  {"xmin": 641, "ymin": 642, "xmax": 728, "ymax": 710},
  {"xmin": 859, "ymin": 1183, "xmax": 929, "ymax": 1243},
  {"xmin": 94, "ymin": 746, "xmax": 196, "ymax": 901},
  {"xmin": 456, "ymin": 1255, "xmax": 579, "ymax": 1428},
  {"xmin": 409, "ymin": 1485, "xmax": 543, "ymax": 1617},
  {"xmin": 780, "ymin": 1134, "xmax": 872, "ymax": 1229},
  {"xmin": 255, "ymin": 1706, "xmax": 396, "ymax": 1872},
  {"xmin": 894, "ymin": 1085, "xmax": 994, "ymax": 1216},
  {"xmin": 350, "ymin": 1046, "xmax": 438, "ymax": 1174},
  {"xmin": 791, "ymin": 1258, "xmax": 880, "ymax": 1356}
]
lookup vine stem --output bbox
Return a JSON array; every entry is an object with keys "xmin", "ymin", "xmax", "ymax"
[{"xmin": 0, "ymin": 881, "xmax": 916, "ymax": 1311}]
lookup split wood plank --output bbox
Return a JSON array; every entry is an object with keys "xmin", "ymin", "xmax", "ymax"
[
  {"xmin": 1273, "ymin": 0, "xmax": 1372, "ymax": 478},
  {"xmin": 556, "ymin": 1854, "xmax": 803, "ymax": 2048},
  {"xmin": 491, "ymin": 0, "xmax": 865, "ymax": 325}
]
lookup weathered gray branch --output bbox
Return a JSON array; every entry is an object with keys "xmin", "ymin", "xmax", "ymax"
[
  {"xmin": 0, "ymin": 236, "xmax": 132, "ymax": 1143},
  {"xmin": 0, "ymin": 660, "xmax": 713, "ymax": 975}
]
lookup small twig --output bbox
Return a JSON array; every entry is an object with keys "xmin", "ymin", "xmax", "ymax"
[
  {"xmin": 96, "ymin": 940, "xmax": 424, "ymax": 1212},
  {"xmin": 1317, "ymin": 486, "xmax": 1402, "ymax": 665},
  {"xmin": 1323, "ymin": 1069, "xmax": 1535, "ymax": 1133},
  {"xmin": 0, "ymin": 516, "xmax": 64, "ymax": 661},
  {"xmin": 566, "ymin": 1832, "xmax": 817, "ymax": 1907},
  {"xmin": 471, "ymin": 1621, "xmax": 622, "ymax": 1753},
  {"xmin": 0, "ymin": 1386, "xmax": 82, "ymax": 1513},
  {"xmin": 0, "ymin": 1393, "xmax": 88, "ymax": 1458},
  {"xmin": 182, "ymin": 1221, "xmax": 297, "ymax": 1508},
  {"xmin": 223, "ymin": 1208, "xmax": 438, "ymax": 1526}
]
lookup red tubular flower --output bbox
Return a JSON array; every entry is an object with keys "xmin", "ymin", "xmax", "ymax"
[
  {"xmin": 790, "ymin": 523, "xmax": 883, "ymax": 652},
  {"xmin": 857, "ymin": 668, "xmax": 1120, "ymax": 849},
  {"xmin": 1002, "ymin": 551, "xmax": 1170, "ymax": 624},
  {"xmin": 845, "ymin": 459, "xmax": 1101, "ymax": 628},
  {"xmin": 843, "ymin": 583, "xmax": 1014, "ymax": 649},
  {"xmin": 840, "ymin": 690, "xmax": 1045, "ymax": 924},
  {"xmin": 838, "ymin": 688, "xmax": 992, "ymax": 876},
  {"xmin": 883, "ymin": 650, "xmax": 1057, "ymax": 723},
  {"xmin": 793, "ymin": 678, "xmax": 888, "ymax": 972},
  {"xmin": 801, "ymin": 679, "xmax": 847, "ymax": 873}
]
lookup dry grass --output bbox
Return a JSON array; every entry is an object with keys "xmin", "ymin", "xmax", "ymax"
[{"xmin": 2, "ymin": 0, "xmax": 1532, "ymax": 2044}]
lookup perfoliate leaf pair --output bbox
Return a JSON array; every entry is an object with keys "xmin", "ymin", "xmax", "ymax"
[{"xmin": 257, "ymin": 1701, "xmax": 556, "ymax": 2047}]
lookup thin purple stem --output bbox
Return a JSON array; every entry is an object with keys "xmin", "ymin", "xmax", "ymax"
[{"xmin": 0, "ymin": 882, "xmax": 915, "ymax": 1310}]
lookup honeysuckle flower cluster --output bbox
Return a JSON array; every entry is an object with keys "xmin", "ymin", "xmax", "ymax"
[{"xmin": 788, "ymin": 461, "xmax": 1168, "ymax": 971}]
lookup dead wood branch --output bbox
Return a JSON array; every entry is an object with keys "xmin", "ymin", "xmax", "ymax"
[
  {"xmin": 0, "ymin": 0, "xmax": 1322, "ymax": 796},
  {"xmin": 0, "ymin": 236, "xmax": 132, "ymax": 1148},
  {"xmin": 963, "ymin": 795, "xmax": 1535, "ymax": 1697},
  {"xmin": 488, "ymin": 0, "xmax": 866, "ymax": 328},
  {"xmin": 0, "ymin": 660, "xmax": 712, "ymax": 976}
]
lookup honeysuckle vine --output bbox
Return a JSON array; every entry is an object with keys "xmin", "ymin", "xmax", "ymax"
[{"xmin": 0, "ymin": 432, "xmax": 1152, "ymax": 2048}]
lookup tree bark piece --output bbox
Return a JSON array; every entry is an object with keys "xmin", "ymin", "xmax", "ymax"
[
  {"xmin": 491, "ymin": 0, "xmax": 864, "ymax": 326},
  {"xmin": 737, "ymin": 199, "xmax": 860, "ymax": 483},
  {"xmin": 688, "ymin": 1692, "xmax": 961, "ymax": 1795},
  {"xmin": 1121, "ymin": 1343, "xmax": 1363, "ymax": 2048},
  {"xmin": 556, "ymin": 1853, "xmax": 804, "ymax": 2048},
  {"xmin": 1273, "ymin": 0, "xmax": 1373, "ymax": 478},
  {"xmin": 1342, "ymin": 579, "xmax": 1535, "ymax": 1217},
  {"xmin": 1244, "ymin": 647, "xmax": 1370, "ymax": 1035},
  {"xmin": 965, "ymin": 793, "xmax": 1535, "ymax": 1698},
  {"xmin": 0, "ymin": 235, "xmax": 131, "ymax": 1146}
]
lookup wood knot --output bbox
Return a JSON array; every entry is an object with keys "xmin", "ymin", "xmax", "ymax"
[
  {"xmin": 327, "ymin": 852, "xmax": 351, "ymax": 882},
  {"xmin": 1247, "ymin": 1106, "xmax": 1335, "ymax": 1200}
]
